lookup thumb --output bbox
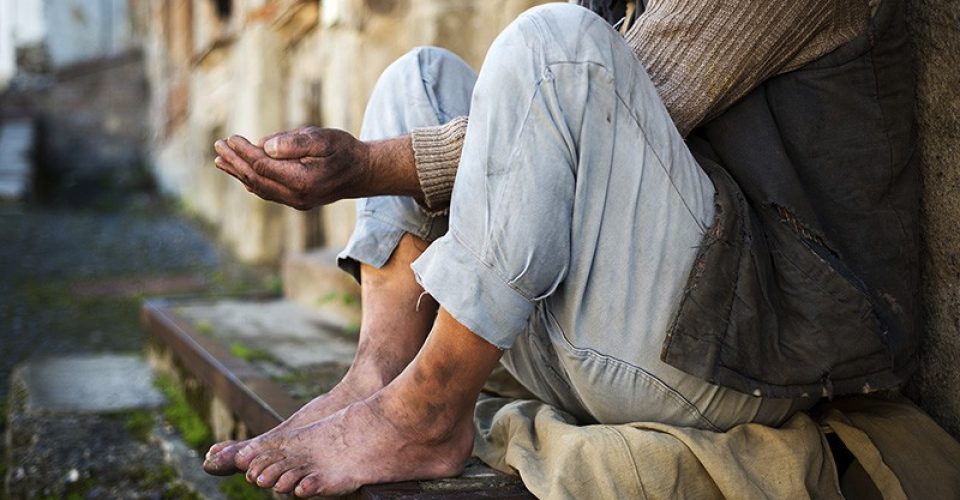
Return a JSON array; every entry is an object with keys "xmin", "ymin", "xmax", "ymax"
[{"xmin": 263, "ymin": 129, "xmax": 328, "ymax": 159}]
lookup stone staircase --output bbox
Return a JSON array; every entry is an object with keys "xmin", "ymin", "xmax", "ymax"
[{"xmin": 142, "ymin": 248, "xmax": 533, "ymax": 499}]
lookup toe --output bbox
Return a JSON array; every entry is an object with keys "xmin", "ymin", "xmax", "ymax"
[
  {"xmin": 234, "ymin": 439, "xmax": 267, "ymax": 470},
  {"xmin": 245, "ymin": 450, "xmax": 285, "ymax": 485},
  {"xmin": 294, "ymin": 473, "xmax": 324, "ymax": 498},
  {"xmin": 273, "ymin": 465, "xmax": 310, "ymax": 493},
  {"xmin": 255, "ymin": 459, "xmax": 296, "ymax": 488},
  {"xmin": 203, "ymin": 441, "xmax": 245, "ymax": 476},
  {"xmin": 206, "ymin": 440, "xmax": 236, "ymax": 458}
]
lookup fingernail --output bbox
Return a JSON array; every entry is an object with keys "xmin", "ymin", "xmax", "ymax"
[
  {"xmin": 257, "ymin": 475, "xmax": 265, "ymax": 484},
  {"xmin": 264, "ymin": 138, "xmax": 278, "ymax": 156}
]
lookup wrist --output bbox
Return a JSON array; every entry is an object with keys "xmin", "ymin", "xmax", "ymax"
[{"xmin": 363, "ymin": 136, "xmax": 423, "ymax": 202}]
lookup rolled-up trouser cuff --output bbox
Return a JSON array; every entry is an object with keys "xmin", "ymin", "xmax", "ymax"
[
  {"xmin": 412, "ymin": 230, "xmax": 534, "ymax": 349},
  {"xmin": 337, "ymin": 209, "xmax": 435, "ymax": 283}
]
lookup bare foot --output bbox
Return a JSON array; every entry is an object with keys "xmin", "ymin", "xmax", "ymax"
[
  {"xmin": 203, "ymin": 370, "xmax": 382, "ymax": 475},
  {"xmin": 205, "ymin": 235, "xmax": 438, "ymax": 476},
  {"xmin": 234, "ymin": 390, "xmax": 474, "ymax": 497},
  {"xmin": 232, "ymin": 308, "xmax": 501, "ymax": 496}
]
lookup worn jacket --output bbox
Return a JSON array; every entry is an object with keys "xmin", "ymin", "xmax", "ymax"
[{"xmin": 669, "ymin": 0, "xmax": 920, "ymax": 398}]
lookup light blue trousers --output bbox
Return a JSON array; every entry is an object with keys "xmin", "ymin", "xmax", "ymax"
[{"xmin": 340, "ymin": 4, "xmax": 812, "ymax": 430}]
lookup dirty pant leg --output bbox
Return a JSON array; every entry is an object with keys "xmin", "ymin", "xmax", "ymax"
[
  {"xmin": 337, "ymin": 47, "xmax": 476, "ymax": 281},
  {"xmin": 412, "ymin": 4, "xmax": 813, "ymax": 430}
]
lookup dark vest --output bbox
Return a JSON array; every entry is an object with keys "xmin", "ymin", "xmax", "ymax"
[{"xmin": 663, "ymin": 0, "xmax": 920, "ymax": 398}]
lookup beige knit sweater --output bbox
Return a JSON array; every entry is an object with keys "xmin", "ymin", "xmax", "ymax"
[{"xmin": 410, "ymin": 0, "xmax": 872, "ymax": 211}]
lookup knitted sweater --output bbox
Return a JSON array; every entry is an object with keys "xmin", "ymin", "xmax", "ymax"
[{"xmin": 410, "ymin": 0, "xmax": 873, "ymax": 211}]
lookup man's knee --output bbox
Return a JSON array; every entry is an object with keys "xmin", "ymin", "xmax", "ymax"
[
  {"xmin": 375, "ymin": 46, "xmax": 472, "ymax": 95},
  {"xmin": 492, "ymin": 3, "xmax": 615, "ymax": 63}
]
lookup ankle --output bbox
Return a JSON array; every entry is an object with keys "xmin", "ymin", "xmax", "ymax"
[
  {"xmin": 341, "ymin": 359, "xmax": 402, "ymax": 395},
  {"xmin": 371, "ymin": 393, "xmax": 473, "ymax": 447}
]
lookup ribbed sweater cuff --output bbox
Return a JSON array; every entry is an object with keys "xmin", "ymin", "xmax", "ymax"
[{"xmin": 411, "ymin": 116, "xmax": 468, "ymax": 212}]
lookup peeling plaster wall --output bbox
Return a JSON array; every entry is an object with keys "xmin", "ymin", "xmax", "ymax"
[
  {"xmin": 145, "ymin": 0, "xmax": 552, "ymax": 264},
  {"xmin": 904, "ymin": 0, "xmax": 960, "ymax": 439}
]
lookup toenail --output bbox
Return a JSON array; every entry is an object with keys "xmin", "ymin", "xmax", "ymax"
[{"xmin": 257, "ymin": 475, "xmax": 265, "ymax": 484}]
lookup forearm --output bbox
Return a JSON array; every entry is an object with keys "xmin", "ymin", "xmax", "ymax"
[{"xmin": 365, "ymin": 135, "xmax": 424, "ymax": 203}]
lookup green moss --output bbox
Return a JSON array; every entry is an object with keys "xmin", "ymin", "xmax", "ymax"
[
  {"xmin": 318, "ymin": 290, "xmax": 360, "ymax": 309},
  {"xmin": 344, "ymin": 319, "xmax": 362, "ymax": 336},
  {"xmin": 219, "ymin": 474, "xmax": 271, "ymax": 500},
  {"xmin": 154, "ymin": 375, "xmax": 213, "ymax": 450},
  {"xmin": 123, "ymin": 409, "xmax": 156, "ymax": 442},
  {"xmin": 22, "ymin": 282, "xmax": 74, "ymax": 309},
  {"xmin": 194, "ymin": 320, "xmax": 213, "ymax": 335},
  {"xmin": 267, "ymin": 274, "xmax": 284, "ymax": 295},
  {"xmin": 146, "ymin": 465, "xmax": 204, "ymax": 499},
  {"xmin": 228, "ymin": 342, "xmax": 274, "ymax": 363}
]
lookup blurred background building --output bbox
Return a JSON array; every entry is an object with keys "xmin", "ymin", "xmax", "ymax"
[{"xmin": 142, "ymin": 0, "xmax": 550, "ymax": 264}]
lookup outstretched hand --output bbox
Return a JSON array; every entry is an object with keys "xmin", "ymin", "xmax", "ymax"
[{"xmin": 213, "ymin": 127, "xmax": 373, "ymax": 210}]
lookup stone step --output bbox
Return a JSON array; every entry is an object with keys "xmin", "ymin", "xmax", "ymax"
[
  {"xmin": 0, "ymin": 118, "xmax": 35, "ymax": 201},
  {"xmin": 10, "ymin": 354, "xmax": 165, "ymax": 415},
  {"xmin": 3, "ymin": 354, "xmax": 224, "ymax": 498},
  {"xmin": 142, "ymin": 296, "xmax": 534, "ymax": 499},
  {"xmin": 282, "ymin": 247, "xmax": 362, "ymax": 332}
]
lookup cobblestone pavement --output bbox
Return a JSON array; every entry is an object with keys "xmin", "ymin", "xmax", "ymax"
[{"xmin": 0, "ymin": 193, "xmax": 272, "ymax": 422}]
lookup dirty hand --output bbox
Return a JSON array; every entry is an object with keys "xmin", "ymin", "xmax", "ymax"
[{"xmin": 213, "ymin": 127, "xmax": 374, "ymax": 210}]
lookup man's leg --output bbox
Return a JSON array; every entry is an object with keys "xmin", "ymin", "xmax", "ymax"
[
  {"xmin": 237, "ymin": 308, "xmax": 500, "ymax": 495},
  {"xmin": 203, "ymin": 47, "xmax": 477, "ymax": 475}
]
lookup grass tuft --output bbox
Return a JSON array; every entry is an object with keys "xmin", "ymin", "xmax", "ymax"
[
  {"xmin": 123, "ymin": 409, "xmax": 155, "ymax": 442},
  {"xmin": 219, "ymin": 474, "xmax": 271, "ymax": 500},
  {"xmin": 153, "ymin": 375, "xmax": 213, "ymax": 450},
  {"xmin": 228, "ymin": 342, "xmax": 274, "ymax": 363}
]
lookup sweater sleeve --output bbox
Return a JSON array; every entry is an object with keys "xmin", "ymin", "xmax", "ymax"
[
  {"xmin": 410, "ymin": 116, "xmax": 469, "ymax": 212},
  {"xmin": 625, "ymin": 0, "xmax": 871, "ymax": 136}
]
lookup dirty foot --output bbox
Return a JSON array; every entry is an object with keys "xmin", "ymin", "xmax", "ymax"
[
  {"xmin": 202, "ymin": 374, "xmax": 376, "ymax": 476},
  {"xmin": 234, "ymin": 388, "xmax": 474, "ymax": 497}
]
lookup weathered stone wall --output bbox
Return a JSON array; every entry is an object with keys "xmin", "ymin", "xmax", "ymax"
[
  {"xmin": 145, "ymin": 0, "xmax": 552, "ymax": 264},
  {"xmin": 904, "ymin": 0, "xmax": 960, "ymax": 439},
  {"xmin": 34, "ymin": 54, "xmax": 150, "ymax": 201}
]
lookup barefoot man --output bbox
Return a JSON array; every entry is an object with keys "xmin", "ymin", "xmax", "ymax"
[{"xmin": 203, "ymin": 0, "xmax": 919, "ymax": 496}]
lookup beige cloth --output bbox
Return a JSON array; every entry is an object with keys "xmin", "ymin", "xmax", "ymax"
[{"xmin": 473, "ymin": 374, "xmax": 960, "ymax": 499}]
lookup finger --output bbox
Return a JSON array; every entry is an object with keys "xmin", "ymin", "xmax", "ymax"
[
  {"xmin": 226, "ymin": 135, "xmax": 267, "ymax": 166},
  {"xmin": 214, "ymin": 140, "xmax": 256, "ymax": 184},
  {"xmin": 258, "ymin": 131, "xmax": 284, "ymax": 148},
  {"xmin": 227, "ymin": 135, "xmax": 300, "ymax": 184},
  {"xmin": 257, "ymin": 126, "xmax": 309, "ymax": 147},
  {"xmin": 216, "ymin": 143, "xmax": 298, "ymax": 204},
  {"xmin": 214, "ymin": 155, "xmax": 243, "ymax": 183},
  {"xmin": 263, "ymin": 129, "xmax": 331, "ymax": 159}
]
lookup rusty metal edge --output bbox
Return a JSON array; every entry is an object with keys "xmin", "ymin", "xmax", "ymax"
[{"xmin": 141, "ymin": 298, "xmax": 300, "ymax": 435}]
